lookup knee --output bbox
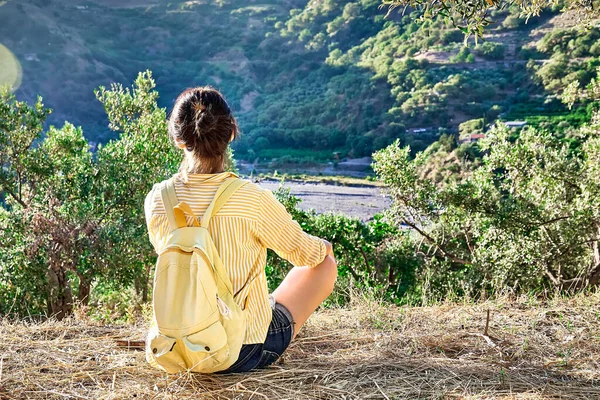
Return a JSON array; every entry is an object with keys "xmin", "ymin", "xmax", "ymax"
[{"xmin": 329, "ymin": 257, "xmax": 338, "ymax": 281}]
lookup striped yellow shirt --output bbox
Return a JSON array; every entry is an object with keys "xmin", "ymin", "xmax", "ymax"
[{"xmin": 144, "ymin": 172, "xmax": 327, "ymax": 344}]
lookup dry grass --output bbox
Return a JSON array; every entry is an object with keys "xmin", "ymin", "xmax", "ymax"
[{"xmin": 1, "ymin": 293, "xmax": 599, "ymax": 399}]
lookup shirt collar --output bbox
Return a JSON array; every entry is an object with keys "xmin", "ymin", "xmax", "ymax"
[{"xmin": 175, "ymin": 171, "xmax": 238, "ymax": 185}]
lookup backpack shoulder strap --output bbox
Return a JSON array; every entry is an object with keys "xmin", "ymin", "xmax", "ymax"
[
  {"xmin": 201, "ymin": 178, "xmax": 248, "ymax": 228},
  {"xmin": 159, "ymin": 177, "xmax": 179, "ymax": 232}
]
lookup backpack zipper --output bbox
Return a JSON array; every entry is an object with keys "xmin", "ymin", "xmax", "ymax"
[{"xmin": 216, "ymin": 295, "xmax": 232, "ymax": 319}]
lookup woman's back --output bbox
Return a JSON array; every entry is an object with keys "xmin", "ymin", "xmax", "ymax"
[{"xmin": 145, "ymin": 171, "xmax": 326, "ymax": 344}]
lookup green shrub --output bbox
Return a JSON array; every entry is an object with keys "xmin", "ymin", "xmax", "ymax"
[
  {"xmin": 450, "ymin": 46, "xmax": 473, "ymax": 63},
  {"xmin": 268, "ymin": 186, "xmax": 409, "ymax": 304},
  {"xmin": 373, "ymin": 110, "xmax": 600, "ymax": 300},
  {"xmin": 474, "ymin": 42, "xmax": 506, "ymax": 60},
  {"xmin": 502, "ymin": 15, "xmax": 523, "ymax": 30},
  {"xmin": 0, "ymin": 73, "xmax": 181, "ymax": 317}
]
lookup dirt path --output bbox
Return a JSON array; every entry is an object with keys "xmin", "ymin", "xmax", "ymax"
[{"xmin": 258, "ymin": 179, "xmax": 390, "ymax": 221}]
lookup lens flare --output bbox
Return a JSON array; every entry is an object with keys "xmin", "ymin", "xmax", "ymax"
[{"xmin": 0, "ymin": 43, "xmax": 22, "ymax": 91}]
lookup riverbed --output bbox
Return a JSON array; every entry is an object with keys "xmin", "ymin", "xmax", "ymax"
[{"xmin": 258, "ymin": 179, "xmax": 390, "ymax": 221}]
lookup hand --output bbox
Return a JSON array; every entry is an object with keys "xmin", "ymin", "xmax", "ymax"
[{"xmin": 322, "ymin": 239, "xmax": 334, "ymax": 259}]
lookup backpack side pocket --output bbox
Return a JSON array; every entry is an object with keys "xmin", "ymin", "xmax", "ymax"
[
  {"xmin": 146, "ymin": 325, "xmax": 187, "ymax": 374},
  {"xmin": 182, "ymin": 321, "xmax": 231, "ymax": 372}
]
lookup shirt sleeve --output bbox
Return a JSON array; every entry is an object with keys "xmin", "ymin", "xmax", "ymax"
[{"xmin": 257, "ymin": 189, "xmax": 327, "ymax": 268}]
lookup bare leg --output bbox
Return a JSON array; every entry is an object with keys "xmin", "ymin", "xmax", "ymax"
[{"xmin": 272, "ymin": 255, "xmax": 337, "ymax": 339}]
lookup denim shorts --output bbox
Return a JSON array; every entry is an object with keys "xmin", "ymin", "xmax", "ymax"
[{"xmin": 219, "ymin": 301, "xmax": 294, "ymax": 373}]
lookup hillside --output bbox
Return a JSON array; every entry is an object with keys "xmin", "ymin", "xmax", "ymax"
[
  {"xmin": 1, "ymin": 293, "xmax": 599, "ymax": 399},
  {"xmin": 0, "ymin": 0, "xmax": 597, "ymax": 159}
]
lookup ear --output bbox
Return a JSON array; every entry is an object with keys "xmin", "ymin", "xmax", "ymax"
[{"xmin": 230, "ymin": 130, "xmax": 235, "ymax": 143}]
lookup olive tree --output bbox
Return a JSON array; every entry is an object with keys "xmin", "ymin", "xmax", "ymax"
[
  {"xmin": 0, "ymin": 91, "xmax": 103, "ymax": 317},
  {"xmin": 0, "ymin": 71, "xmax": 180, "ymax": 317},
  {"xmin": 94, "ymin": 71, "xmax": 180, "ymax": 304},
  {"xmin": 0, "ymin": 89, "xmax": 54, "ymax": 314},
  {"xmin": 373, "ymin": 69, "xmax": 600, "ymax": 298}
]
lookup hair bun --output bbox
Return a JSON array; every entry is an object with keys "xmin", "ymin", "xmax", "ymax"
[
  {"xmin": 168, "ymin": 86, "xmax": 239, "ymax": 173},
  {"xmin": 194, "ymin": 105, "xmax": 217, "ymax": 137},
  {"xmin": 193, "ymin": 102, "xmax": 205, "ymax": 114}
]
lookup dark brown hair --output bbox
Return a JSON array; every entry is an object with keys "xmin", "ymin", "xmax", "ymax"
[{"xmin": 168, "ymin": 86, "xmax": 238, "ymax": 175}]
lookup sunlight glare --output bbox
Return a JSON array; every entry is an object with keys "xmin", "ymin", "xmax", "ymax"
[{"xmin": 0, "ymin": 43, "xmax": 22, "ymax": 91}]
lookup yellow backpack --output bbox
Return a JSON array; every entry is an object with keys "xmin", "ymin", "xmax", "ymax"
[{"xmin": 146, "ymin": 177, "xmax": 248, "ymax": 373}]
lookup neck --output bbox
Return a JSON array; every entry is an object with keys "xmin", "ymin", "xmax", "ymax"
[{"xmin": 183, "ymin": 153, "xmax": 225, "ymax": 174}]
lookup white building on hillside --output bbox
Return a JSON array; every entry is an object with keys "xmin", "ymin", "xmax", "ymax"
[{"xmin": 504, "ymin": 121, "xmax": 527, "ymax": 129}]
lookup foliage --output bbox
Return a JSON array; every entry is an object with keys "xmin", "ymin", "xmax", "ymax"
[
  {"xmin": 3, "ymin": 0, "xmax": 595, "ymax": 165},
  {"xmin": 383, "ymin": 0, "xmax": 597, "ymax": 39},
  {"xmin": 0, "ymin": 72, "xmax": 183, "ymax": 317},
  {"xmin": 373, "ymin": 70, "xmax": 600, "ymax": 298},
  {"xmin": 458, "ymin": 118, "xmax": 485, "ymax": 139},
  {"xmin": 537, "ymin": 28, "xmax": 600, "ymax": 58},
  {"xmin": 450, "ymin": 46, "xmax": 474, "ymax": 63},
  {"xmin": 474, "ymin": 42, "xmax": 506, "ymax": 60},
  {"xmin": 528, "ymin": 27, "xmax": 600, "ymax": 95},
  {"xmin": 0, "ymin": 88, "xmax": 90, "ymax": 317},
  {"xmin": 92, "ymin": 71, "xmax": 182, "ymax": 305},
  {"xmin": 2, "ymin": 0, "xmax": 600, "ymax": 316},
  {"xmin": 563, "ymin": 67, "xmax": 600, "ymax": 109},
  {"xmin": 268, "ymin": 185, "xmax": 420, "ymax": 303}
]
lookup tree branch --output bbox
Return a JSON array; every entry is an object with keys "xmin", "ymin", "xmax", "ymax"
[
  {"xmin": 588, "ymin": 262, "xmax": 600, "ymax": 288},
  {"xmin": 358, "ymin": 244, "xmax": 372, "ymax": 277},
  {"xmin": 561, "ymin": 262, "xmax": 600, "ymax": 290},
  {"xmin": 545, "ymin": 269, "xmax": 560, "ymax": 286},
  {"xmin": 534, "ymin": 215, "xmax": 572, "ymax": 227},
  {"xmin": 344, "ymin": 263, "xmax": 361, "ymax": 282},
  {"xmin": 0, "ymin": 176, "xmax": 28, "ymax": 208},
  {"xmin": 401, "ymin": 218, "xmax": 470, "ymax": 265},
  {"xmin": 464, "ymin": 223, "xmax": 474, "ymax": 256}
]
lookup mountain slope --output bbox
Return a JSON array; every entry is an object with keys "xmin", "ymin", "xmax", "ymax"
[{"xmin": 0, "ymin": 0, "xmax": 596, "ymax": 157}]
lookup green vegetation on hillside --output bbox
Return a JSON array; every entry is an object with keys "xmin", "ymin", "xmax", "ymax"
[
  {"xmin": 384, "ymin": 0, "xmax": 599, "ymax": 38},
  {"xmin": 1, "ymin": 0, "xmax": 598, "ymax": 164}
]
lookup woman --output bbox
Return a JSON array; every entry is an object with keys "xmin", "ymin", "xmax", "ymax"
[{"xmin": 144, "ymin": 87, "xmax": 337, "ymax": 373}]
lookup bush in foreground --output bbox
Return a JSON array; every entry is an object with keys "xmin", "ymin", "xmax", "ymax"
[{"xmin": 373, "ymin": 69, "xmax": 600, "ymax": 299}]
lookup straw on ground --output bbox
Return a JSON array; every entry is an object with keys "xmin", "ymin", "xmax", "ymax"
[{"xmin": 1, "ymin": 293, "xmax": 599, "ymax": 399}]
